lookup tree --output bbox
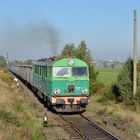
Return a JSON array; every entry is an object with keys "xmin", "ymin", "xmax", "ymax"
[
  {"xmin": 61, "ymin": 41, "xmax": 98, "ymax": 94},
  {"xmin": 76, "ymin": 41, "xmax": 92, "ymax": 64},
  {"xmin": 114, "ymin": 57, "xmax": 133, "ymax": 100},
  {"xmin": 61, "ymin": 44, "xmax": 75, "ymax": 57},
  {"xmin": 0, "ymin": 56, "xmax": 6, "ymax": 67},
  {"xmin": 111, "ymin": 63, "xmax": 115, "ymax": 68},
  {"xmin": 112, "ymin": 58, "xmax": 140, "ymax": 110},
  {"xmin": 103, "ymin": 61, "xmax": 107, "ymax": 68},
  {"xmin": 24, "ymin": 59, "xmax": 33, "ymax": 65}
]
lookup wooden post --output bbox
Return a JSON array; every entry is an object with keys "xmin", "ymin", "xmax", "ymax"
[
  {"xmin": 133, "ymin": 9, "xmax": 137, "ymax": 96},
  {"xmin": 6, "ymin": 52, "xmax": 9, "ymax": 69}
]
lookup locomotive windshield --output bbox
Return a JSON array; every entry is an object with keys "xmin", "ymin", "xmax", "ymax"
[
  {"xmin": 72, "ymin": 67, "xmax": 88, "ymax": 77},
  {"xmin": 54, "ymin": 67, "xmax": 70, "ymax": 77}
]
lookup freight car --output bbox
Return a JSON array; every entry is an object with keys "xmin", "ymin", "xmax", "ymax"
[{"xmin": 10, "ymin": 57, "xmax": 89, "ymax": 112}]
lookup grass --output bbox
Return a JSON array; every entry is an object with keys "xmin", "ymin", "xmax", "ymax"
[
  {"xmin": 96, "ymin": 67, "xmax": 121, "ymax": 87},
  {"xmin": 0, "ymin": 68, "xmax": 45, "ymax": 140},
  {"xmin": 89, "ymin": 66, "xmax": 140, "ymax": 139},
  {"xmin": 0, "ymin": 109, "xmax": 20, "ymax": 127},
  {"xmin": 86, "ymin": 96, "xmax": 140, "ymax": 140}
]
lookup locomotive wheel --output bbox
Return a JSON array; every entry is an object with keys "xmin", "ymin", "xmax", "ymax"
[
  {"xmin": 32, "ymin": 86, "xmax": 37, "ymax": 92},
  {"xmin": 37, "ymin": 91, "xmax": 43, "ymax": 99},
  {"xmin": 43, "ymin": 95, "xmax": 47, "ymax": 102},
  {"xmin": 47, "ymin": 98, "xmax": 51, "ymax": 108}
]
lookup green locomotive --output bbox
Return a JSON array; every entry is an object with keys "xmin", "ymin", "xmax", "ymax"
[{"xmin": 11, "ymin": 57, "xmax": 89, "ymax": 112}]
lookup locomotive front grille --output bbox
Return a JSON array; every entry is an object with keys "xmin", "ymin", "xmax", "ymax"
[
  {"xmin": 68, "ymin": 85, "xmax": 74, "ymax": 92},
  {"xmin": 67, "ymin": 98, "xmax": 74, "ymax": 104}
]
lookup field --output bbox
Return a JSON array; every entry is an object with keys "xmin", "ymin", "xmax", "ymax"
[{"xmin": 96, "ymin": 67, "xmax": 122, "ymax": 87}]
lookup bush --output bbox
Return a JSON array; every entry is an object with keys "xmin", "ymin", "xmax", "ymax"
[
  {"xmin": 98, "ymin": 89, "xmax": 116, "ymax": 103},
  {"xmin": 91, "ymin": 81, "xmax": 104, "ymax": 95},
  {"xmin": 113, "ymin": 58, "xmax": 133, "ymax": 100},
  {"xmin": 121, "ymin": 93, "xmax": 140, "ymax": 111},
  {"xmin": 115, "ymin": 57, "xmax": 133, "ymax": 98}
]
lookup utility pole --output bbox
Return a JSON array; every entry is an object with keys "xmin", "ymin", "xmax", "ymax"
[
  {"xmin": 6, "ymin": 52, "xmax": 9, "ymax": 68},
  {"xmin": 133, "ymin": 9, "xmax": 137, "ymax": 96}
]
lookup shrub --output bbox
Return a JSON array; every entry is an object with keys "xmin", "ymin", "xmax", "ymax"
[
  {"xmin": 113, "ymin": 58, "xmax": 133, "ymax": 100},
  {"xmin": 98, "ymin": 89, "xmax": 116, "ymax": 103},
  {"xmin": 91, "ymin": 81, "xmax": 104, "ymax": 95}
]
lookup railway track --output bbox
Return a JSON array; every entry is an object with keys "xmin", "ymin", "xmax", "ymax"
[{"xmin": 56, "ymin": 114, "xmax": 120, "ymax": 140}]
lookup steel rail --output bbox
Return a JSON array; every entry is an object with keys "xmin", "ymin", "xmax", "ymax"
[
  {"xmin": 59, "ymin": 114, "xmax": 120, "ymax": 140},
  {"xmin": 80, "ymin": 114, "xmax": 120, "ymax": 140}
]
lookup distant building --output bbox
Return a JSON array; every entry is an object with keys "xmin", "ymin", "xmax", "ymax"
[{"xmin": 94, "ymin": 60, "xmax": 123, "ymax": 67}]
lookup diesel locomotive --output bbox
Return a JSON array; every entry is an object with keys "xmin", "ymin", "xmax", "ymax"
[{"xmin": 10, "ymin": 57, "xmax": 89, "ymax": 112}]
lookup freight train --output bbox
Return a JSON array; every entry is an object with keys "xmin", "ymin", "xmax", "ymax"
[{"xmin": 10, "ymin": 57, "xmax": 89, "ymax": 112}]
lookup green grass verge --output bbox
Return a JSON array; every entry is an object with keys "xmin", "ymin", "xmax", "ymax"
[{"xmin": 96, "ymin": 67, "xmax": 121, "ymax": 87}]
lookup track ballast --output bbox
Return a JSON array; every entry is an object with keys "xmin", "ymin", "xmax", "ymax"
[{"xmin": 58, "ymin": 114, "xmax": 120, "ymax": 140}]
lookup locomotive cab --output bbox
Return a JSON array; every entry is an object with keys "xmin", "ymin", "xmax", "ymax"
[{"xmin": 51, "ymin": 58, "xmax": 89, "ymax": 112}]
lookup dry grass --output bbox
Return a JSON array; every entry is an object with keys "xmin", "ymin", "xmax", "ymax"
[
  {"xmin": 0, "ymin": 68, "xmax": 45, "ymax": 140},
  {"xmin": 0, "ymin": 81, "xmax": 13, "ymax": 105},
  {"xmin": 85, "ymin": 95, "xmax": 140, "ymax": 140}
]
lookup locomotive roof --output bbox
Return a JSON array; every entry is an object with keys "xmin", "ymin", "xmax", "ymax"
[
  {"xmin": 15, "ymin": 65, "xmax": 32, "ymax": 68},
  {"xmin": 33, "ymin": 58, "xmax": 88, "ymax": 67},
  {"xmin": 33, "ymin": 60, "xmax": 55, "ymax": 66}
]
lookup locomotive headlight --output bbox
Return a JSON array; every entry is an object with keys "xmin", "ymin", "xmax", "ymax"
[
  {"xmin": 68, "ymin": 59, "xmax": 74, "ymax": 66},
  {"xmin": 54, "ymin": 89, "xmax": 60, "ymax": 95},
  {"xmin": 81, "ymin": 88, "xmax": 88, "ymax": 94}
]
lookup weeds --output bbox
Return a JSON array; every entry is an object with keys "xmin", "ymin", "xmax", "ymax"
[
  {"xmin": 0, "ymin": 69, "xmax": 45, "ymax": 140},
  {"xmin": 0, "ymin": 108, "xmax": 20, "ymax": 127},
  {"xmin": 0, "ymin": 68, "xmax": 13, "ymax": 85},
  {"xmin": 98, "ymin": 89, "xmax": 116, "ymax": 103},
  {"xmin": 27, "ymin": 118, "xmax": 44, "ymax": 140},
  {"xmin": 92, "ymin": 81, "xmax": 105, "ymax": 95}
]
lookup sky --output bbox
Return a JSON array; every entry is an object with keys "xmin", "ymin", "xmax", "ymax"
[{"xmin": 0, "ymin": 0, "xmax": 140, "ymax": 61}]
